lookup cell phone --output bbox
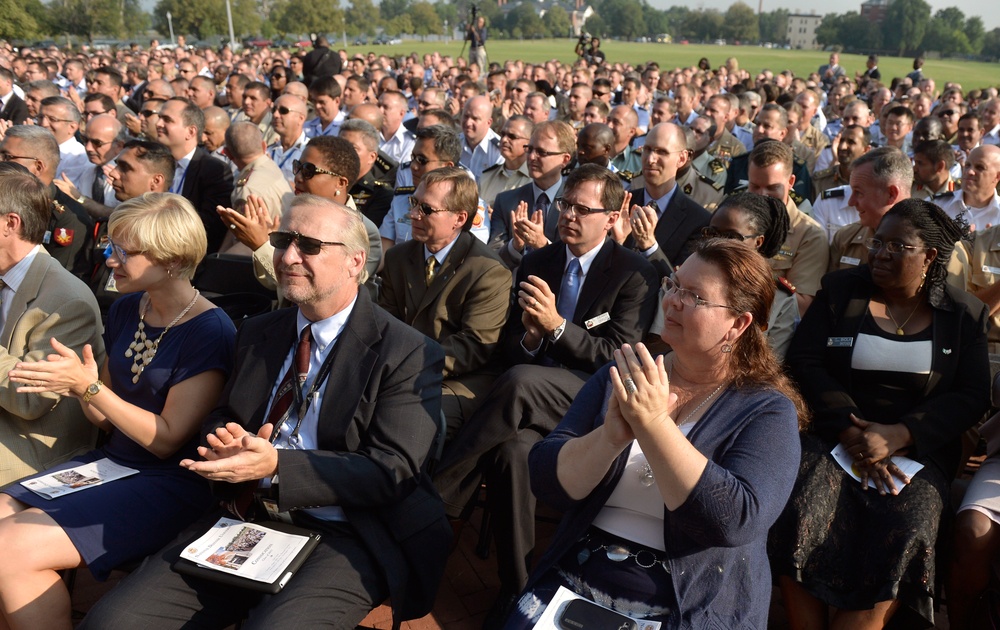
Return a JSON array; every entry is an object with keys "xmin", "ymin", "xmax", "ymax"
[{"xmin": 558, "ymin": 599, "xmax": 638, "ymax": 630}]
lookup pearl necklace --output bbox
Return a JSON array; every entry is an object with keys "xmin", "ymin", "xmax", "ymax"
[
  {"xmin": 637, "ymin": 368, "xmax": 727, "ymax": 487},
  {"xmin": 126, "ymin": 290, "xmax": 200, "ymax": 383}
]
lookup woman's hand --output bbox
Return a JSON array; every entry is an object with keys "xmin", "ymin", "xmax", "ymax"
[
  {"xmin": 601, "ymin": 389, "xmax": 635, "ymax": 451},
  {"xmin": 843, "ymin": 414, "xmax": 911, "ymax": 465},
  {"xmin": 609, "ymin": 343, "xmax": 675, "ymax": 432},
  {"xmin": 855, "ymin": 457, "xmax": 911, "ymax": 496},
  {"xmin": 8, "ymin": 339, "xmax": 99, "ymax": 398}
]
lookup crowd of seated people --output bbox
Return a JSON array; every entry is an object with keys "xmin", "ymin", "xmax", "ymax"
[{"xmin": 0, "ymin": 35, "xmax": 998, "ymax": 630}]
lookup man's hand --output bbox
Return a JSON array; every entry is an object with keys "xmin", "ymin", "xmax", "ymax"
[
  {"xmin": 53, "ymin": 173, "xmax": 83, "ymax": 201},
  {"xmin": 181, "ymin": 422, "xmax": 278, "ymax": 484},
  {"xmin": 518, "ymin": 275, "xmax": 563, "ymax": 333},
  {"xmin": 0, "ymin": 119, "xmax": 13, "ymax": 142},
  {"xmin": 216, "ymin": 194, "xmax": 278, "ymax": 251},
  {"xmin": 124, "ymin": 111, "xmax": 141, "ymax": 136},
  {"xmin": 610, "ymin": 192, "xmax": 633, "ymax": 244},
  {"xmin": 514, "ymin": 208, "xmax": 548, "ymax": 251},
  {"xmin": 629, "ymin": 203, "xmax": 659, "ymax": 251}
]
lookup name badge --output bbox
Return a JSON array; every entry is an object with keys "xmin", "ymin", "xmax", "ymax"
[
  {"xmin": 827, "ymin": 337, "xmax": 854, "ymax": 348},
  {"xmin": 42, "ymin": 230, "xmax": 51, "ymax": 244},
  {"xmin": 840, "ymin": 256, "xmax": 861, "ymax": 266},
  {"xmin": 983, "ymin": 265, "xmax": 1000, "ymax": 275},
  {"xmin": 585, "ymin": 312, "xmax": 611, "ymax": 329}
]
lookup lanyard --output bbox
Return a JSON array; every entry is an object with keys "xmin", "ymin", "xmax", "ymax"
[{"xmin": 268, "ymin": 332, "xmax": 341, "ymax": 445}]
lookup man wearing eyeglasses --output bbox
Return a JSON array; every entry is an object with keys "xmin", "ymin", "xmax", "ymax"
[
  {"xmin": 0, "ymin": 164, "xmax": 104, "ymax": 487},
  {"xmin": 488, "ymin": 120, "xmax": 575, "ymax": 269},
  {"xmin": 82, "ymin": 195, "xmax": 452, "ymax": 630},
  {"xmin": 435, "ymin": 164, "xmax": 658, "ymax": 626},
  {"xmin": 479, "ymin": 116, "xmax": 534, "ymax": 209},
  {"xmin": 39, "ymin": 96, "xmax": 90, "ymax": 191},
  {"xmin": 52, "ymin": 114, "xmax": 125, "ymax": 220},
  {"xmin": 380, "ymin": 166, "xmax": 510, "ymax": 440}
]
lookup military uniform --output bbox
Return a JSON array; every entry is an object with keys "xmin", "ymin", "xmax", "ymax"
[
  {"xmin": 724, "ymin": 151, "xmax": 814, "ymax": 210},
  {"xmin": 811, "ymin": 185, "xmax": 857, "ymax": 243},
  {"xmin": 828, "ymin": 222, "xmax": 970, "ymax": 292},
  {"xmin": 968, "ymin": 224, "xmax": 1000, "ymax": 353},
  {"xmin": 937, "ymin": 190, "xmax": 1000, "ymax": 232},
  {"xmin": 912, "ymin": 178, "xmax": 959, "ymax": 201},
  {"xmin": 395, "ymin": 163, "xmax": 413, "ymax": 189},
  {"xmin": 478, "ymin": 161, "xmax": 532, "ymax": 208},
  {"xmin": 798, "ymin": 124, "xmax": 830, "ymax": 163},
  {"xmin": 372, "ymin": 151, "xmax": 398, "ymax": 188},
  {"xmin": 460, "ymin": 130, "xmax": 504, "ymax": 182},
  {"xmin": 769, "ymin": 198, "xmax": 828, "ymax": 299},
  {"xmin": 691, "ymin": 151, "xmax": 727, "ymax": 187},
  {"xmin": 812, "ymin": 165, "xmax": 850, "ymax": 200},
  {"xmin": 707, "ymin": 128, "xmax": 747, "ymax": 162},
  {"xmin": 351, "ymin": 172, "xmax": 395, "ymax": 227},
  {"xmin": 676, "ymin": 165, "xmax": 724, "ymax": 211},
  {"xmin": 611, "ymin": 144, "xmax": 642, "ymax": 175},
  {"xmin": 45, "ymin": 184, "xmax": 92, "ymax": 277},
  {"xmin": 266, "ymin": 131, "xmax": 307, "ymax": 187}
]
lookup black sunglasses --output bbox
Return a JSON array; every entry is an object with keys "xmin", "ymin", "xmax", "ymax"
[
  {"xmin": 292, "ymin": 160, "xmax": 339, "ymax": 180},
  {"xmin": 407, "ymin": 196, "xmax": 450, "ymax": 217},
  {"xmin": 269, "ymin": 231, "xmax": 345, "ymax": 255},
  {"xmin": 272, "ymin": 105, "xmax": 300, "ymax": 116}
]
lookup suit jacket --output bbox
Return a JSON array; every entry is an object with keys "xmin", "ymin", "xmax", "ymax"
[
  {"xmin": 181, "ymin": 146, "xmax": 235, "ymax": 254},
  {"xmin": 625, "ymin": 186, "xmax": 711, "ymax": 276},
  {"xmin": 0, "ymin": 250, "xmax": 105, "ymax": 485},
  {"xmin": 502, "ymin": 238, "xmax": 659, "ymax": 371},
  {"xmin": 786, "ymin": 266, "xmax": 990, "ymax": 477},
  {"xmin": 206, "ymin": 292, "xmax": 451, "ymax": 622},
  {"xmin": 379, "ymin": 231, "xmax": 512, "ymax": 378},
  {"xmin": 488, "ymin": 182, "xmax": 563, "ymax": 269},
  {"xmin": 0, "ymin": 94, "xmax": 29, "ymax": 125}
]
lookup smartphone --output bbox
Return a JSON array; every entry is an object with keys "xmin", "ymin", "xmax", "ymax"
[{"xmin": 558, "ymin": 599, "xmax": 638, "ymax": 630}]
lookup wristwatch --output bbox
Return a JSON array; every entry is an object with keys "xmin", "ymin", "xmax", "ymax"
[
  {"xmin": 83, "ymin": 380, "xmax": 103, "ymax": 403},
  {"xmin": 75, "ymin": 194, "xmax": 86, "ymax": 204},
  {"xmin": 548, "ymin": 319, "xmax": 567, "ymax": 342}
]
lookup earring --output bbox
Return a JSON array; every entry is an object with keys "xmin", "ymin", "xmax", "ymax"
[
  {"xmin": 721, "ymin": 343, "xmax": 733, "ymax": 353},
  {"xmin": 335, "ymin": 189, "xmax": 340, "ymax": 196}
]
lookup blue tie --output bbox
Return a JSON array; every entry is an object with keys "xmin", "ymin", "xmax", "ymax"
[{"xmin": 557, "ymin": 258, "xmax": 582, "ymax": 322}]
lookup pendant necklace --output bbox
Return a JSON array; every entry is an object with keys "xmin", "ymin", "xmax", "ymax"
[{"xmin": 126, "ymin": 290, "xmax": 200, "ymax": 383}]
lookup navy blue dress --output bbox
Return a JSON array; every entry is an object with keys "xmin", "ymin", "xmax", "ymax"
[{"xmin": 4, "ymin": 293, "xmax": 236, "ymax": 580}]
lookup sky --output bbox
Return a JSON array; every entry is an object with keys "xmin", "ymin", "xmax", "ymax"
[{"xmin": 645, "ymin": 0, "xmax": 1000, "ymax": 30}]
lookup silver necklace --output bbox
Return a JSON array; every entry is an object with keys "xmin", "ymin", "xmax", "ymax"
[
  {"xmin": 637, "ymin": 368, "xmax": 726, "ymax": 487},
  {"xmin": 126, "ymin": 290, "xmax": 200, "ymax": 383}
]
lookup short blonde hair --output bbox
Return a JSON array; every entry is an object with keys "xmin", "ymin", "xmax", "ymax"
[
  {"xmin": 286, "ymin": 194, "xmax": 370, "ymax": 285},
  {"xmin": 108, "ymin": 192, "xmax": 207, "ymax": 279}
]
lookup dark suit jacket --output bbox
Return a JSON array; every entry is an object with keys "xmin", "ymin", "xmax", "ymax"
[
  {"xmin": 181, "ymin": 146, "xmax": 235, "ymax": 254},
  {"xmin": 0, "ymin": 94, "xmax": 29, "ymax": 125},
  {"xmin": 502, "ymin": 237, "xmax": 659, "ymax": 371},
  {"xmin": 124, "ymin": 81, "xmax": 146, "ymax": 114},
  {"xmin": 380, "ymin": 231, "xmax": 512, "ymax": 378},
  {"xmin": 206, "ymin": 292, "xmax": 451, "ymax": 622},
  {"xmin": 488, "ymin": 182, "xmax": 562, "ymax": 269},
  {"xmin": 625, "ymin": 186, "xmax": 711, "ymax": 276},
  {"xmin": 786, "ymin": 266, "xmax": 990, "ymax": 476}
]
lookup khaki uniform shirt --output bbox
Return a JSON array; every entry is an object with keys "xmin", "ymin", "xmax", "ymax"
[
  {"xmin": 768, "ymin": 199, "xmax": 829, "ymax": 297},
  {"xmin": 479, "ymin": 161, "xmax": 532, "ymax": 209},
  {"xmin": 967, "ymin": 225, "xmax": 1000, "ymax": 353},
  {"xmin": 676, "ymin": 166, "xmax": 724, "ymax": 212}
]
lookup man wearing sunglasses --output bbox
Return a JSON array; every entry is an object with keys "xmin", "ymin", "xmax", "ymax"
[
  {"xmin": 82, "ymin": 195, "xmax": 452, "ymax": 630},
  {"xmin": 267, "ymin": 94, "xmax": 308, "ymax": 187},
  {"xmin": 52, "ymin": 114, "xmax": 125, "ymax": 220},
  {"xmin": 435, "ymin": 165, "xmax": 658, "ymax": 626},
  {"xmin": 380, "ymin": 167, "xmax": 510, "ymax": 440}
]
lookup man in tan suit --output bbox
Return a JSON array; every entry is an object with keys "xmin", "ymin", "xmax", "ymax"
[
  {"xmin": 0, "ymin": 163, "xmax": 104, "ymax": 485},
  {"xmin": 379, "ymin": 167, "xmax": 511, "ymax": 438}
]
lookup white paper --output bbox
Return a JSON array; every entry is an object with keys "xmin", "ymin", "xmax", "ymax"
[
  {"xmin": 20, "ymin": 458, "xmax": 139, "ymax": 499},
  {"xmin": 830, "ymin": 443, "xmax": 924, "ymax": 492},
  {"xmin": 532, "ymin": 585, "xmax": 662, "ymax": 630},
  {"xmin": 179, "ymin": 517, "xmax": 310, "ymax": 584}
]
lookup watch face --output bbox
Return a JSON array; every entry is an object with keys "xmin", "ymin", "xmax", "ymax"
[{"xmin": 88, "ymin": 383, "xmax": 100, "ymax": 394}]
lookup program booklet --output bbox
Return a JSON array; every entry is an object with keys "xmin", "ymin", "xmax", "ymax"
[
  {"xmin": 20, "ymin": 458, "xmax": 139, "ymax": 499},
  {"xmin": 174, "ymin": 517, "xmax": 320, "ymax": 593},
  {"xmin": 831, "ymin": 443, "xmax": 924, "ymax": 492}
]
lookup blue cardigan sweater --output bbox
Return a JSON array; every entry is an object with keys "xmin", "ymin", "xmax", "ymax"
[{"xmin": 527, "ymin": 363, "xmax": 801, "ymax": 629}]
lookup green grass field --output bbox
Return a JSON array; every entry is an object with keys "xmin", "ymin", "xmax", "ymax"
[{"xmin": 344, "ymin": 39, "xmax": 999, "ymax": 90}]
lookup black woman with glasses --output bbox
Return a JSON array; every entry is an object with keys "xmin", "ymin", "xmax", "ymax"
[
  {"xmin": 772, "ymin": 198, "xmax": 989, "ymax": 630},
  {"xmin": 0, "ymin": 193, "xmax": 236, "ymax": 629},
  {"xmin": 503, "ymin": 237, "xmax": 806, "ymax": 629},
  {"xmin": 703, "ymin": 191, "xmax": 797, "ymax": 359}
]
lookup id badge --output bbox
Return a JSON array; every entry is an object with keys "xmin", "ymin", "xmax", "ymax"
[{"xmin": 261, "ymin": 498, "xmax": 294, "ymax": 524}]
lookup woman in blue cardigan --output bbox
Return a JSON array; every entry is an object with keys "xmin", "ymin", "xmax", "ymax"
[{"xmin": 504, "ymin": 239, "xmax": 807, "ymax": 629}]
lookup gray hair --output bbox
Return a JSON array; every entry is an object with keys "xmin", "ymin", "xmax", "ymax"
[
  {"xmin": 4, "ymin": 125, "xmax": 60, "ymax": 174},
  {"xmin": 339, "ymin": 119, "xmax": 380, "ymax": 152},
  {"xmin": 852, "ymin": 146, "xmax": 914, "ymax": 190}
]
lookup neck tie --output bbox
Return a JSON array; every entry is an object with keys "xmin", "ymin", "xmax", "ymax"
[
  {"xmin": 556, "ymin": 258, "xmax": 582, "ymax": 321},
  {"xmin": 92, "ymin": 165, "xmax": 105, "ymax": 205},
  {"xmin": 266, "ymin": 325, "xmax": 313, "ymax": 428},
  {"xmin": 425, "ymin": 256, "xmax": 438, "ymax": 286}
]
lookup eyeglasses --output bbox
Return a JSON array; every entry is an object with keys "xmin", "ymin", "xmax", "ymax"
[
  {"xmin": 643, "ymin": 146, "xmax": 687, "ymax": 158},
  {"xmin": 292, "ymin": 160, "xmax": 339, "ymax": 180},
  {"xmin": 408, "ymin": 196, "xmax": 450, "ymax": 217},
  {"xmin": 864, "ymin": 238, "xmax": 926, "ymax": 255},
  {"xmin": 701, "ymin": 226, "xmax": 761, "ymax": 241},
  {"xmin": 81, "ymin": 135, "xmax": 113, "ymax": 149},
  {"xmin": 662, "ymin": 276, "xmax": 739, "ymax": 312},
  {"xmin": 410, "ymin": 153, "xmax": 443, "ymax": 166},
  {"xmin": 104, "ymin": 238, "xmax": 142, "ymax": 264},
  {"xmin": 0, "ymin": 151, "xmax": 38, "ymax": 163},
  {"xmin": 554, "ymin": 197, "xmax": 610, "ymax": 217},
  {"xmin": 939, "ymin": 109, "xmax": 957, "ymax": 117},
  {"xmin": 271, "ymin": 74, "xmax": 286, "ymax": 80},
  {"xmin": 594, "ymin": 90, "xmax": 609, "ymax": 97},
  {"xmin": 499, "ymin": 131, "xmax": 527, "ymax": 142},
  {"xmin": 511, "ymin": 87, "xmax": 526, "ymax": 93},
  {"xmin": 269, "ymin": 231, "xmax": 345, "ymax": 255},
  {"xmin": 84, "ymin": 110, "xmax": 110, "ymax": 118},
  {"xmin": 139, "ymin": 109, "xmax": 159, "ymax": 118},
  {"xmin": 272, "ymin": 105, "xmax": 301, "ymax": 116},
  {"xmin": 38, "ymin": 114, "xmax": 74, "ymax": 125},
  {"xmin": 525, "ymin": 145, "xmax": 567, "ymax": 157}
]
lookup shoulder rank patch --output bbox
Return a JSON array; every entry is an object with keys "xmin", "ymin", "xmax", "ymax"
[
  {"xmin": 777, "ymin": 276, "xmax": 796, "ymax": 295},
  {"xmin": 482, "ymin": 163, "xmax": 502, "ymax": 174},
  {"xmin": 814, "ymin": 165, "xmax": 837, "ymax": 180},
  {"xmin": 709, "ymin": 159, "xmax": 725, "ymax": 174},
  {"xmin": 375, "ymin": 154, "xmax": 394, "ymax": 170},
  {"xmin": 618, "ymin": 170, "xmax": 635, "ymax": 182},
  {"xmin": 822, "ymin": 188, "xmax": 845, "ymax": 199},
  {"xmin": 52, "ymin": 200, "xmax": 66, "ymax": 214},
  {"xmin": 490, "ymin": 137, "xmax": 501, "ymax": 149},
  {"xmin": 789, "ymin": 190, "xmax": 804, "ymax": 205},
  {"xmin": 683, "ymin": 183, "xmax": 693, "ymax": 194},
  {"xmin": 932, "ymin": 190, "xmax": 954, "ymax": 199},
  {"xmin": 400, "ymin": 161, "xmax": 411, "ymax": 170},
  {"xmin": 394, "ymin": 185, "xmax": 415, "ymax": 196},
  {"xmin": 698, "ymin": 173, "xmax": 723, "ymax": 190}
]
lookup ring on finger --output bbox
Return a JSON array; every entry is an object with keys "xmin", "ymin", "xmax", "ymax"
[
  {"xmin": 229, "ymin": 223, "xmax": 237, "ymax": 230},
  {"xmin": 623, "ymin": 376, "xmax": 638, "ymax": 395}
]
